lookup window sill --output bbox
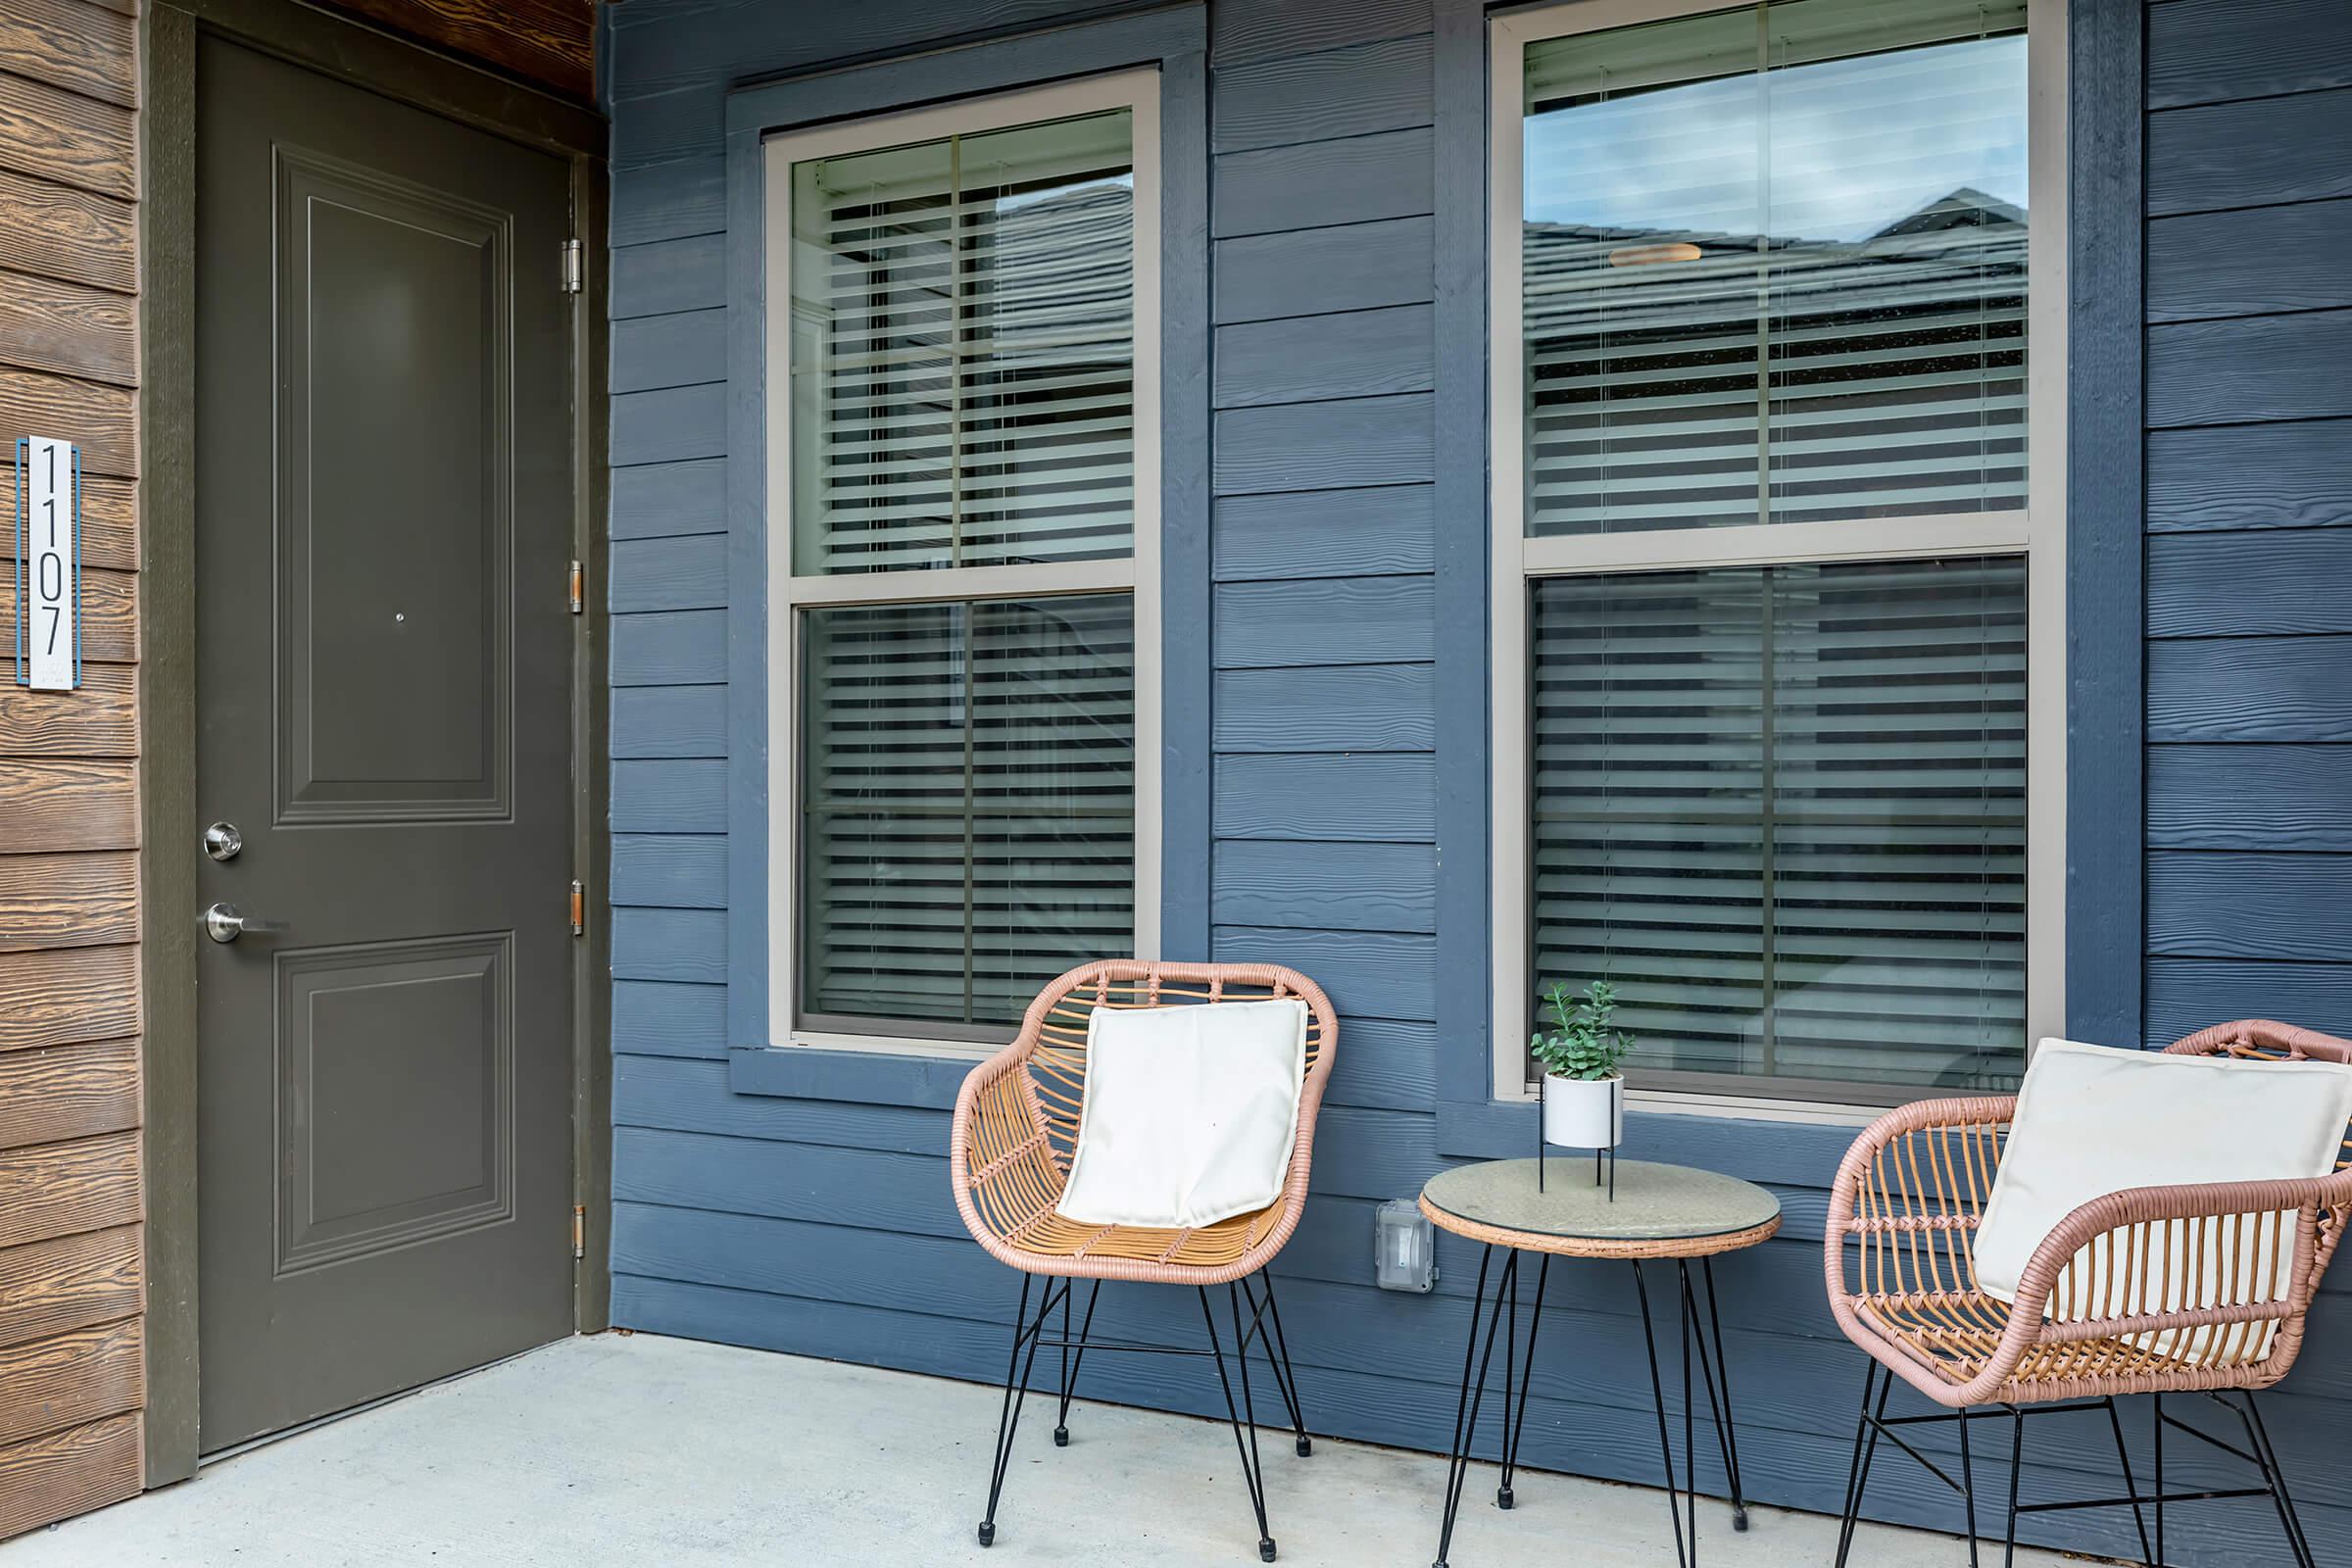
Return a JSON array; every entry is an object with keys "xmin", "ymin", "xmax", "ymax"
[{"xmin": 728, "ymin": 1039, "xmax": 990, "ymax": 1108}]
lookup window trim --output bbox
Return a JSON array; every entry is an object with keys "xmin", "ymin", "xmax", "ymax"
[
  {"xmin": 1486, "ymin": 0, "xmax": 2069, "ymax": 1105},
  {"xmin": 760, "ymin": 69, "xmax": 1164, "ymax": 1061}
]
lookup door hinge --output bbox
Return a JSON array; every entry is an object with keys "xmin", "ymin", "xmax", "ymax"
[
  {"xmin": 568, "ymin": 879, "xmax": 585, "ymax": 936},
  {"xmin": 567, "ymin": 559, "xmax": 585, "ymax": 614},
  {"xmin": 571, "ymin": 1204, "xmax": 587, "ymax": 1260},
  {"xmin": 560, "ymin": 237, "xmax": 584, "ymax": 295}
]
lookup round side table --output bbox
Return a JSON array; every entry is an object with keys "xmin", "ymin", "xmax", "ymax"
[{"xmin": 1418, "ymin": 1156, "xmax": 1783, "ymax": 1568}]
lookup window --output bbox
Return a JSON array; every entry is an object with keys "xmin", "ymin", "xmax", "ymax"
[
  {"xmin": 766, "ymin": 73, "xmax": 1160, "ymax": 1052},
  {"xmin": 1491, "ymin": 0, "xmax": 2063, "ymax": 1102}
]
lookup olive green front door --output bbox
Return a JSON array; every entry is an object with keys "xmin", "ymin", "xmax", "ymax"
[{"xmin": 192, "ymin": 34, "xmax": 577, "ymax": 1451}]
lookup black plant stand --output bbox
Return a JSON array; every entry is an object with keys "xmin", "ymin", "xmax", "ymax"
[{"xmin": 1535, "ymin": 1076, "xmax": 1623, "ymax": 1198}]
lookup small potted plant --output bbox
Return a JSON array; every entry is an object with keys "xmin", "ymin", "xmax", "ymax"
[{"xmin": 1530, "ymin": 978, "xmax": 1634, "ymax": 1151}]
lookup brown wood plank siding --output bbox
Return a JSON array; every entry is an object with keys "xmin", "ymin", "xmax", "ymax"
[
  {"xmin": 0, "ymin": 365, "xmax": 135, "ymax": 473},
  {"xmin": 0, "ymin": 67, "xmax": 133, "ymax": 197},
  {"xmin": 316, "ymin": 0, "xmax": 594, "ymax": 101},
  {"xmin": 0, "ymin": 0, "xmax": 134, "ymax": 110},
  {"xmin": 0, "ymin": 169, "xmax": 134, "ymax": 291},
  {"xmin": 0, "ymin": 1133, "xmax": 142, "ymax": 1251},
  {"xmin": 0, "ymin": 1038, "xmax": 139, "ymax": 1150},
  {"xmin": 0, "ymin": 267, "xmax": 135, "ymax": 384},
  {"xmin": 0, "ymin": 664, "xmax": 137, "ymax": 755},
  {"xmin": 0, "ymin": 1414, "xmax": 139, "ymax": 1541},
  {"xmin": 0, "ymin": 853, "xmax": 136, "ymax": 952},
  {"xmin": 0, "ymin": 1317, "xmax": 140, "ymax": 1448},
  {"xmin": 0, "ymin": 760, "xmax": 136, "ymax": 853},
  {"xmin": 0, "ymin": 0, "xmax": 144, "ymax": 1537},
  {"xmin": 0, "ymin": 1226, "xmax": 139, "ymax": 1352},
  {"xmin": 0, "ymin": 946, "xmax": 139, "ymax": 1054}
]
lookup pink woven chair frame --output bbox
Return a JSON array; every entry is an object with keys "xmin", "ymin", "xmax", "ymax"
[
  {"xmin": 949, "ymin": 959, "xmax": 1339, "ymax": 1287},
  {"xmin": 1825, "ymin": 1019, "xmax": 2352, "ymax": 1408}
]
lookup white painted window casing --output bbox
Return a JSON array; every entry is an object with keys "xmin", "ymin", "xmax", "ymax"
[{"xmin": 763, "ymin": 71, "xmax": 1163, "ymax": 1059}]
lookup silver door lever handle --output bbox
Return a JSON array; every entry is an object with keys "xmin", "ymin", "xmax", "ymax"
[{"xmin": 203, "ymin": 903, "xmax": 286, "ymax": 944}]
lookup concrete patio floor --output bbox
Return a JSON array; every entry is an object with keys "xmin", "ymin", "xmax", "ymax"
[{"xmin": 7, "ymin": 1333, "xmax": 2072, "ymax": 1567}]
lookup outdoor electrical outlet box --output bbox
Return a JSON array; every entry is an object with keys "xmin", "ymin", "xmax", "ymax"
[{"xmin": 1375, "ymin": 1199, "xmax": 1438, "ymax": 1293}]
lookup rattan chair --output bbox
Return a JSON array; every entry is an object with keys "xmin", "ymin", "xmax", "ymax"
[
  {"xmin": 1825, "ymin": 1020, "xmax": 2352, "ymax": 1567},
  {"xmin": 949, "ymin": 959, "xmax": 1339, "ymax": 1563}
]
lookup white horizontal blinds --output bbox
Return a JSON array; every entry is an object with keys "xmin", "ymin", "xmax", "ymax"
[
  {"xmin": 789, "ymin": 110, "xmax": 1135, "ymax": 574},
  {"xmin": 802, "ymin": 596, "xmax": 1135, "ymax": 1030},
  {"xmin": 1531, "ymin": 567, "xmax": 1767, "ymax": 1077},
  {"xmin": 1520, "ymin": 0, "xmax": 2029, "ymax": 538},
  {"xmin": 1529, "ymin": 557, "xmax": 2027, "ymax": 1091}
]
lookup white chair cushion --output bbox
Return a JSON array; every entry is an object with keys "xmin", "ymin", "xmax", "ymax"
[
  {"xmin": 1055, "ymin": 998, "xmax": 1308, "ymax": 1230},
  {"xmin": 1974, "ymin": 1037, "xmax": 2352, "ymax": 1362}
]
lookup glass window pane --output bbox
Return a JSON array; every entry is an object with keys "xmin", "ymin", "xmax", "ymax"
[
  {"xmin": 801, "ymin": 594, "xmax": 1134, "ymax": 1031},
  {"xmin": 1521, "ymin": 0, "xmax": 2029, "ymax": 538},
  {"xmin": 789, "ymin": 110, "xmax": 1135, "ymax": 574},
  {"xmin": 1529, "ymin": 556, "xmax": 2027, "ymax": 1093}
]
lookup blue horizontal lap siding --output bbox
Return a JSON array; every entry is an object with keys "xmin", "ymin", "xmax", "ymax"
[
  {"xmin": 611, "ymin": 759, "xmax": 724, "ymax": 833},
  {"xmin": 2147, "ymin": 419, "xmax": 2352, "ymax": 532},
  {"xmin": 2133, "ymin": 16, "xmax": 2352, "ymax": 1558},
  {"xmin": 612, "ymin": 834, "xmax": 727, "ymax": 909},
  {"xmin": 610, "ymin": 685, "xmax": 726, "ymax": 758},
  {"xmin": 1212, "ymin": 217, "xmax": 1434, "ymax": 324},
  {"xmin": 1212, "ymin": 483, "xmax": 1436, "ymax": 580},
  {"xmin": 596, "ymin": 3, "xmax": 2352, "ymax": 1563},
  {"xmin": 612, "ymin": 980, "xmax": 728, "ymax": 1058},
  {"xmin": 1196, "ymin": 0, "xmax": 1532, "ymax": 1535},
  {"xmin": 1213, "ymin": 663, "xmax": 1436, "ymax": 752},
  {"xmin": 604, "ymin": 2, "xmax": 1209, "ymax": 1482},
  {"xmin": 1212, "ymin": 125, "xmax": 1435, "ymax": 237},
  {"xmin": 612, "ymin": 459, "xmax": 726, "ymax": 539},
  {"xmin": 611, "ymin": 309, "xmax": 728, "ymax": 395},
  {"xmin": 609, "ymin": 95, "xmax": 732, "ymax": 1139}
]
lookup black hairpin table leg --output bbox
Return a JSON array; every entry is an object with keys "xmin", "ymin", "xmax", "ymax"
[
  {"xmin": 1433, "ymin": 1247, "xmax": 1517, "ymax": 1568},
  {"xmin": 1414, "ymin": 1159, "xmax": 1781, "ymax": 1568}
]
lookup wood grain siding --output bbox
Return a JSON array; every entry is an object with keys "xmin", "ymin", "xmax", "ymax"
[
  {"xmin": 0, "ymin": 1226, "xmax": 139, "ymax": 1353},
  {"xmin": 596, "ymin": 4, "xmax": 2352, "ymax": 1564},
  {"xmin": 0, "ymin": 1038, "xmax": 139, "ymax": 1151},
  {"xmin": 0, "ymin": 0, "xmax": 144, "ymax": 1536},
  {"xmin": 0, "ymin": 1413, "xmax": 137, "ymax": 1543},
  {"xmin": 312, "ymin": 0, "xmax": 595, "ymax": 102},
  {"xmin": 0, "ymin": 1317, "xmax": 142, "ymax": 1448}
]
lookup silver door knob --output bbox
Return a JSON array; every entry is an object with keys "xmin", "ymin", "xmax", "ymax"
[
  {"xmin": 203, "ymin": 903, "xmax": 284, "ymax": 944},
  {"xmin": 203, "ymin": 821, "xmax": 243, "ymax": 860}
]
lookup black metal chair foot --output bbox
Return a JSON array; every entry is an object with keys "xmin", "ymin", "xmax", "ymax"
[
  {"xmin": 1053, "ymin": 1426, "xmax": 1069, "ymax": 1446},
  {"xmin": 1496, "ymin": 1485, "xmax": 1515, "ymax": 1509},
  {"xmin": 1258, "ymin": 1538, "xmax": 1277, "ymax": 1562},
  {"xmin": 1295, "ymin": 1436, "xmax": 1312, "ymax": 1457},
  {"xmin": 1733, "ymin": 1506, "xmax": 1749, "ymax": 1532},
  {"xmin": 977, "ymin": 1523, "xmax": 996, "ymax": 1547}
]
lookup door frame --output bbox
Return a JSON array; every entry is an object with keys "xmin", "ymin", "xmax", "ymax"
[{"xmin": 139, "ymin": 0, "xmax": 611, "ymax": 1487}]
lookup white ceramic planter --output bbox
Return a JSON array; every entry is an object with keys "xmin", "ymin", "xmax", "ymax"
[{"xmin": 1541, "ymin": 1073, "xmax": 1625, "ymax": 1150}]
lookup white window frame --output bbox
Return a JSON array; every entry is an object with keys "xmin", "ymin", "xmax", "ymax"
[
  {"xmin": 1488, "ymin": 0, "xmax": 2068, "ymax": 1106},
  {"xmin": 762, "ymin": 70, "xmax": 1164, "ymax": 1060}
]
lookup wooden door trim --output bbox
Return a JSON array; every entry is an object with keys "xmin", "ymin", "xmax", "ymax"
[{"xmin": 138, "ymin": 0, "xmax": 610, "ymax": 1489}]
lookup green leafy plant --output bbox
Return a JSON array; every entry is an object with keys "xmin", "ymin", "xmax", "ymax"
[{"xmin": 1529, "ymin": 978, "xmax": 1635, "ymax": 1082}]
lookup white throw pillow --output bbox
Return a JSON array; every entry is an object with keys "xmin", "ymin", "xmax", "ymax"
[
  {"xmin": 1055, "ymin": 999, "xmax": 1309, "ymax": 1230},
  {"xmin": 1974, "ymin": 1038, "xmax": 2352, "ymax": 1363}
]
